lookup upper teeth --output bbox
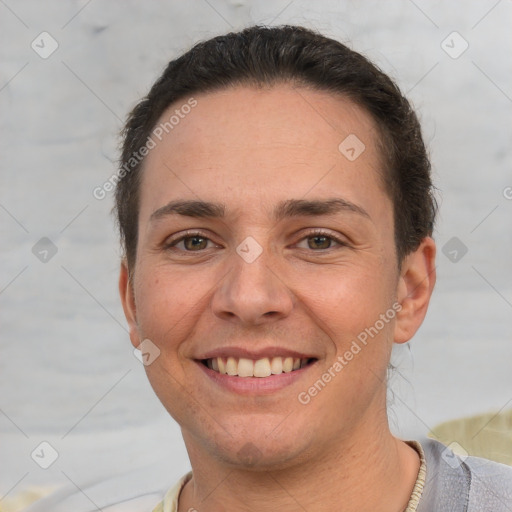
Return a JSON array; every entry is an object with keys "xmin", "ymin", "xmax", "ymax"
[{"xmin": 206, "ymin": 356, "xmax": 309, "ymax": 377}]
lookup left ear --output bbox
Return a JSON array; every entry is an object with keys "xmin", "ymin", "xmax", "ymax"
[{"xmin": 394, "ymin": 237, "xmax": 436, "ymax": 344}]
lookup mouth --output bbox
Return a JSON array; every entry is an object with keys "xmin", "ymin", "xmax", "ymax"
[{"xmin": 199, "ymin": 356, "xmax": 317, "ymax": 378}]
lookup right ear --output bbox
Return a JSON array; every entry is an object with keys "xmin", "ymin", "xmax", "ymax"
[{"xmin": 119, "ymin": 260, "xmax": 141, "ymax": 349}]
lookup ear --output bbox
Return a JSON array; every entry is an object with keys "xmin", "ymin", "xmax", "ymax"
[
  {"xmin": 394, "ymin": 237, "xmax": 436, "ymax": 344},
  {"xmin": 119, "ymin": 260, "xmax": 142, "ymax": 349}
]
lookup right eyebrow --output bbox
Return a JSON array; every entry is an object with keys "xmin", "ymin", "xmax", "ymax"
[{"xmin": 149, "ymin": 200, "xmax": 225, "ymax": 222}]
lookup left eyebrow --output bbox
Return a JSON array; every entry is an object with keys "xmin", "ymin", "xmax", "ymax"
[
  {"xmin": 149, "ymin": 197, "xmax": 370, "ymax": 223},
  {"xmin": 272, "ymin": 198, "xmax": 370, "ymax": 221}
]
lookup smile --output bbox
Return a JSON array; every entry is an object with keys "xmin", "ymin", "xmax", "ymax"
[{"xmin": 201, "ymin": 356, "xmax": 316, "ymax": 378}]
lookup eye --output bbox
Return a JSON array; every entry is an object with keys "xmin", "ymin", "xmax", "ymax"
[
  {"xmin": 296, "ymin": 230, "xmax": 346, "ymax": 250},
  {"xmin": 165, "ymin": 232, "xmax": 218, "ymax": 252}
]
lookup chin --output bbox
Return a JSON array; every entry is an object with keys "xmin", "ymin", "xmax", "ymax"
[
  {"xmin": 193, "ymin": 418, "xmax": 316, "ymax": 471},
  {"xmin": 217, "ymin": 439, "xmax": 309, "ymax": 471}
]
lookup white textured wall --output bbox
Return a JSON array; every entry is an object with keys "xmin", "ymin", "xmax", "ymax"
[{"xmin": 1, "ymin": 0, "xmax": 511, "ymax": 508}]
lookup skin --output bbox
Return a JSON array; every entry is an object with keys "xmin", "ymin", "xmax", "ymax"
[{"xmin": 119, "ymin": 84, "xmax": 436, "ymax": 512}]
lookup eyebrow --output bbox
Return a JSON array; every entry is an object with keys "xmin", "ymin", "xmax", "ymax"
[
  {"xmin": 274, "ymin": 198, "xmax": 370, "ymax": 221},
  {"xmin": 149, "ymin": 198, "xmax": 370, "ymax": 223}
]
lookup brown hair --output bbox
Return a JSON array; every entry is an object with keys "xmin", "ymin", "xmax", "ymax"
[{"xmin": 116, "ymin": 24, "xmax": 436, "ymax": 272}]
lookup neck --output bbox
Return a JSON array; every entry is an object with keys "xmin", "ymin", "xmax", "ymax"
[{"xmin": 178, "ymin": 415, "xmax": 420, "ymax": 512}]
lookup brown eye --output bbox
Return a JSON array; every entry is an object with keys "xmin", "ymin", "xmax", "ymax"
[
  {"xmin": 295, "ymin": 230, "xmax": 346, "ymax": 251},
  {"xmin": 182, "ymin": 236, "xmax": 208, "ymax": 251},
  {"xmin": 307, "ymin": 235, "xmax": 333, "ymax": 250},
  {"xmin": 165, "ymin": 232, "xmax": 216, "ymax": 252}
]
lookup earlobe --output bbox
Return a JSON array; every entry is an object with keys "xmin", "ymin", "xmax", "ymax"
[
  {"xmin": 394, "ymin": 237, "xmax": 436, "ymax": 344},
  {"xmin": 119, "ymin": 261, "xmax": 141, "ymax": 349}
]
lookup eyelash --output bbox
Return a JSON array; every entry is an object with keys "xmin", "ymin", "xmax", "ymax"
[
  {"xmin": 164, "ymin": 229, "xmax": 347, "ymax": 252},
  {"xmin": 295, "ymin": 229, "xmax": 347, "ymax": 250}
]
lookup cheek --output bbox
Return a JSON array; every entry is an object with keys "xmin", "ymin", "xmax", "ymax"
[
  {"xmin": 315, "ymin": 259, "xmax": 397, "ymax": 382},
  {"xmin": 132, "ymin": 267, "xmax": 210, "ymax": 422},
  {"xmin": 304, "ymin": 276, "xmax": 395, "ymax": 428},
  {"xmin": 306, "ymin": 259, "xmax": 395, "ymax": 333},
  {"xmin": 133, "ymin": 265, "xmax": 207, "ymax": 350}
]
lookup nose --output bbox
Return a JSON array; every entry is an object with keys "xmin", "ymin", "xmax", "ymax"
[{"xmin": 210, "ymin": 243, "xmax": 294, "ymax": 326}]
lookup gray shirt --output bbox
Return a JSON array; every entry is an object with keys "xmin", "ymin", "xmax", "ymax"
[{"xmin": 418, "ymin": 438, "xmax": 512, "ymax": 511}]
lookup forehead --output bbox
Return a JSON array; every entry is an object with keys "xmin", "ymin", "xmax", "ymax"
[{"xmin": 139, "ymin": 84, "xmax": 389, "ymax": 223}]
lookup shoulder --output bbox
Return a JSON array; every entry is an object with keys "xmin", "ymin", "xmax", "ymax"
[
  {"xmin": 153, "ymin": 472, "xmax": 192, "ymax": 512},
  {"xmin": 417, "ymin": 438, "xmax": 512, "ymax": 512}
]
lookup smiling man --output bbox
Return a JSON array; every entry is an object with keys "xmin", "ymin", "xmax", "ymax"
[{"xmin": 117, "ymin": 25, "xmax": 512, "ymax": 512}]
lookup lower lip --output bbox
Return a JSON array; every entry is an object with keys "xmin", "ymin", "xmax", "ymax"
[{"xmin": 195, "ymin": 360, "xmax": 316, "ymax": 395}]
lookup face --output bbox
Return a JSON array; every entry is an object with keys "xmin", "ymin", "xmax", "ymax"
[{"xmin": 120, "ymin": 84, "xmax": 435, "ymax": 469}]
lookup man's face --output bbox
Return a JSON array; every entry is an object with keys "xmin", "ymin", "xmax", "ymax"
[{"xmin": 121, "ymin": 84, "xmax": 416, "ymax": 468}]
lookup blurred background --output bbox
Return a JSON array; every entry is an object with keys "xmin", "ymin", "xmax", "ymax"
[{"xmin": 1, "ymin": 0, "xmax": 511, "ymax": 509}]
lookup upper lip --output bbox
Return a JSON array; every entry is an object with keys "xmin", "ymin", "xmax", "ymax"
[{"xmin": 196, "ymin": 346, "xmax": 318, "ymax": 361}]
